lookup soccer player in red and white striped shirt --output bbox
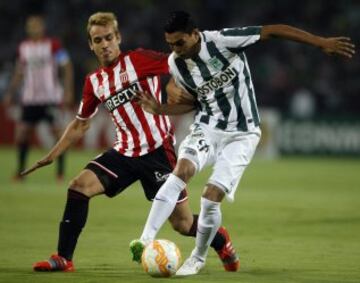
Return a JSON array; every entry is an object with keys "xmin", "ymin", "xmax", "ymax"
[
  {"xmin": 4, "ymin": 14, "xmax": 74, "ymax": 181},
  {"xmin": 22, "ymin": 12, "xmax": 235, "ymax": 272}
]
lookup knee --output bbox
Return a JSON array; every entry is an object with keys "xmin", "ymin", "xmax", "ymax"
[
  {"xmin": 68, "ymin": 170, "xmax": 104, "ymax": 198},
  {"xmin": 173, "ymin": 159, "xmax": 196, "ymax": 183},
  {"xmin": 69, "ymin": 177, "xmax": 95, "ymax": 198},
  {"xmin": 69, "ymin": 177, "xmax": 85, "ymax": 193}
]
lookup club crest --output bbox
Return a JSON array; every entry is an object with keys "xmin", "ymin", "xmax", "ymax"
[
  {"xmin": 119, "ymin": 71, "xmax": 129, "ymax": 84},
  {"xmin": 208, "ymin": 57, "xmax": 224, "ymax": 71}
]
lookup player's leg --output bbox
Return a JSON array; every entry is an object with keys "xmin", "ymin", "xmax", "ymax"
[
  {"xmin": 14, "ymin": 105, "xmax": 40, "ymax": 180},
  {"xmin": 129, "ymin": 158, "xmax": 195, "ymax": 263},
  {"xmin": 130, "ymin": 139, "xmax": 192, "ymax": 261},
  {"xmin": 139, "ymin": 158, "xmax": 196, "ymax": 244},
  {"xmin": 177, "ymin": 131, "xmax": 260, "ymax": 276},
  {"xmin": 169, "ymin": 198, "xmax": 230, "ymax": 262},
  {"xmin": 33, "ymin": 169, "xmax": 105, "ymax": 272},
  {"xmin": 176, "ymin": 184, "xmax": 224, "ymax": 276},
  {"xmin": 14, "ymin": 120, "xmax": 33, "ymax": 180},
  {"xmin": 168, "ymin": 197, "xmax": 193, "ymax": 235},
  {"xmin": 47, "ymin": 106, "xmax": 66, "ymax": 181},
  {"xmin": 49, "ymin": 123, "xmax": 66, "ymax": 180},
  {"xmin": 34, "ymin": 149, "xmax": 137, "ymax": 272},
  {"xmin": 194, "ymin": 185, "xmax": 225, "ymax": 260},
  {"xmin": 58, "ymin": 169, "xmax": 105, "ymax": 257},
  {"xmin": 138, "ymin": 125, "xmax": 213, "ymax": 243},
  {"xmin": 130, "ymin": 126, "xmax": 213, "ymax": 262}
]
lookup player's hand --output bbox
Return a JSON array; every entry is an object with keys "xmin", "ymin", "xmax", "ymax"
[
  {"xmin": 168, "ymin": 88, "xmax": 194, "ymax": 105},
  {"xmin": 166, "ymin": 80, "xmax": 195, "ymax": 105},
  {"xmin": 320, "ymin": 37, "xmax": 355, "ymax": 58},
  {"xmin": 20, "ymin": 156, "xmax": 54, "ymax": 176},
  {"xmin": 134, "ymin": 91, "xmax": 161, "ymax": 114}
]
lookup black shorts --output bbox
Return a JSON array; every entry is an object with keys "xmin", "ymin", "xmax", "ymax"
[
  {"xmin": 21, "ymin": 105, "xmax": 60, "ymax": 125},
  {"xmin": 84, "ymin": 142, "xmax": 188, "ymax": 202}
]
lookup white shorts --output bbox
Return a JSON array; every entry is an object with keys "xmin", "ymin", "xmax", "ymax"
[{"xmin": 178, "ymin": 123, "xmax": 261, "ymax": 202}]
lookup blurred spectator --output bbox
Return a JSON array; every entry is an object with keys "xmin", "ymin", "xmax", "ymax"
[
  {"xmin": 0, "ymin": 0, "xmax": 358, "ymax": 117},
  {"xmin": 2, "ymin": 14, "xmax": 74, "ymax": 181}
]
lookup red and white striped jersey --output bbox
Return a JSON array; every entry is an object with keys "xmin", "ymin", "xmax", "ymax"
[
  {"xmin": 18, "ymin": 37, "xmax": 69, "ymax": 105},
  {"xmin": 76, "ymin": 48, "xmax": 175, "ymax": 157}
]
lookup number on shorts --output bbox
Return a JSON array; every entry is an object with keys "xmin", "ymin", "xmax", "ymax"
[{"xmin": 198, "ymin": 139, "xmax": 209, "ymax": 152}]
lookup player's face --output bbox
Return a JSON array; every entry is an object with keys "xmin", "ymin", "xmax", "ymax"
[
  {"xmin": 165, "ymin": 30, "xmax": 200, "ymax": 59},
  {"xmin": 26, "ymin": 16, "xmax": 45, "ymax": 39},
  {"xmin": 89, "ymin": 24, "xmax": 121, "ymax": 66}
]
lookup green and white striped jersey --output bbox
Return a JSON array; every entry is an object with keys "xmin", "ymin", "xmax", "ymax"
[{"xmin": 168, "ymin": 26, "xmax": 262, "ymax": 132}]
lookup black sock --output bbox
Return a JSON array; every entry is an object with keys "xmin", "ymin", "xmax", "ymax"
[
  {"xmin": 187, "ymin": 214, "xmax": 226, "ymax": 251},
  {"xmin": 58, "ymin": 189, "xmax": 89, "ymax": 261},
  {"xmin": 57, "ymin": 153, "xmax": 65, "ymax": 177},
  {"xmin": 210, "ymin": 229, "xmax": 226, "ymax": 251},
  {"xmin": 17, "ymin": 142, "xmax": 29, "ymax": 174}
]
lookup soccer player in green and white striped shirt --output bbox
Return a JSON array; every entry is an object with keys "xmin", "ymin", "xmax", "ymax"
[
  {"xmin": 131, "ymin": 11, "xmax": 355, "ymax": 276},
  {"xmin": 169, "ymin": 24, "xmax": 262, "ymax": 132}
]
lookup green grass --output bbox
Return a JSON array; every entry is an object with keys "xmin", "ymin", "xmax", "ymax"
[{"xmin": 0, "ymin": 146, "xmax": 359, "ymax": 283}]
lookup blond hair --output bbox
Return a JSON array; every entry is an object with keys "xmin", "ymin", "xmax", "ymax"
[{"xmin": 87, "ymin": 12, "xmax": 119, "ymax": 39}]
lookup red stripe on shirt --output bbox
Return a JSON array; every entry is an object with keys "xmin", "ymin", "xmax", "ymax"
[{"xmin": 118, "ymin": 55, "xmax": 141, "ymax": 157}]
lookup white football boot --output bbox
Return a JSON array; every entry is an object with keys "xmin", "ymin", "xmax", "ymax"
[{"xmin": 176, "ymin": 255, "xmax": 205, "ymax": 276}]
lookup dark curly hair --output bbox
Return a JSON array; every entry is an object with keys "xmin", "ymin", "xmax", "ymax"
[{"xmin": 164, "ymin": 11, "xmax": 197, "ymax": 34}]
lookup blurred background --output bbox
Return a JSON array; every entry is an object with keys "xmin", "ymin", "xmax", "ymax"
[
  {"xmin": 0, "ymin": 0, "xmax": 359, "ymax": 156},
  {"xmin": 0, "ymin": 2, "xmax": 359, "ymax": 282}
]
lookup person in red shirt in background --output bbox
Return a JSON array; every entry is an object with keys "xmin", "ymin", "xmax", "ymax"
[
  {"xmin": 21, "ymin": 12, "xmax": 238, "ymax": 272},
  {"xmin": 4, "ymin": 14, "xmax": 74, "ymax": 181}
]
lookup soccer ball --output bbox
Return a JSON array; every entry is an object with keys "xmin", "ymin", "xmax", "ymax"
[{"xmin": 141, "ymin": 239, "xmax": 181, "ymax": 277}]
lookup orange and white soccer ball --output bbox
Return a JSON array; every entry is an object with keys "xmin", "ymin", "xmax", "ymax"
[{"xmin": 141, "ymin": 239, "xmax": 181, "ymax": 277}]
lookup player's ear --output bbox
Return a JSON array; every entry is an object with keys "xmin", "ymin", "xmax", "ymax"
[
  {"xmin": 88, "ymin": 39, "xmax": 94, "ymax": 51},
  {"xmin": 116, "ymin": 32, "xmax": 121, "ymax": 45}
]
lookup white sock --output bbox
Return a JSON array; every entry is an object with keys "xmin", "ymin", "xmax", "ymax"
[
  {"xmin": 192, "ymin": 197, "xmax": 222, "ymax": 261},
  {"xmin": 140, "ymin": 174, "xmax": 186, "ymax": 242}
]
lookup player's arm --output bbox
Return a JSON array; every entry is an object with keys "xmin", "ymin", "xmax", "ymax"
[
  {"xmin": 3, "ymin": 60, "xmax": 23, "ymax": 106},
  {"xmin": 166, "ymin": 77, "xmax": 195, "ymax": 105},
  {"xmin": 260, "ymin": 24, "xmax": 355, "ymax": 58},
  {"xmin": 21, "ymin": 118, "xmax": 90, "ymax": 176},
  {"xmin": 56, "ymin": 46, "xmax": 75, "ymax": 107},
  {"xmin": 136, "ymin": 90, "xmax": 195, "ymax": 115},
  {"xmin": 61, "ymin": 60, "xmax": 75, "ymax": 107}
]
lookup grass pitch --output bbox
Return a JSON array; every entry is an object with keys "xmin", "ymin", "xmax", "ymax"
[{"xmin": 0, "ymin": 146, "xmax": 359, "ymax": 283}]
